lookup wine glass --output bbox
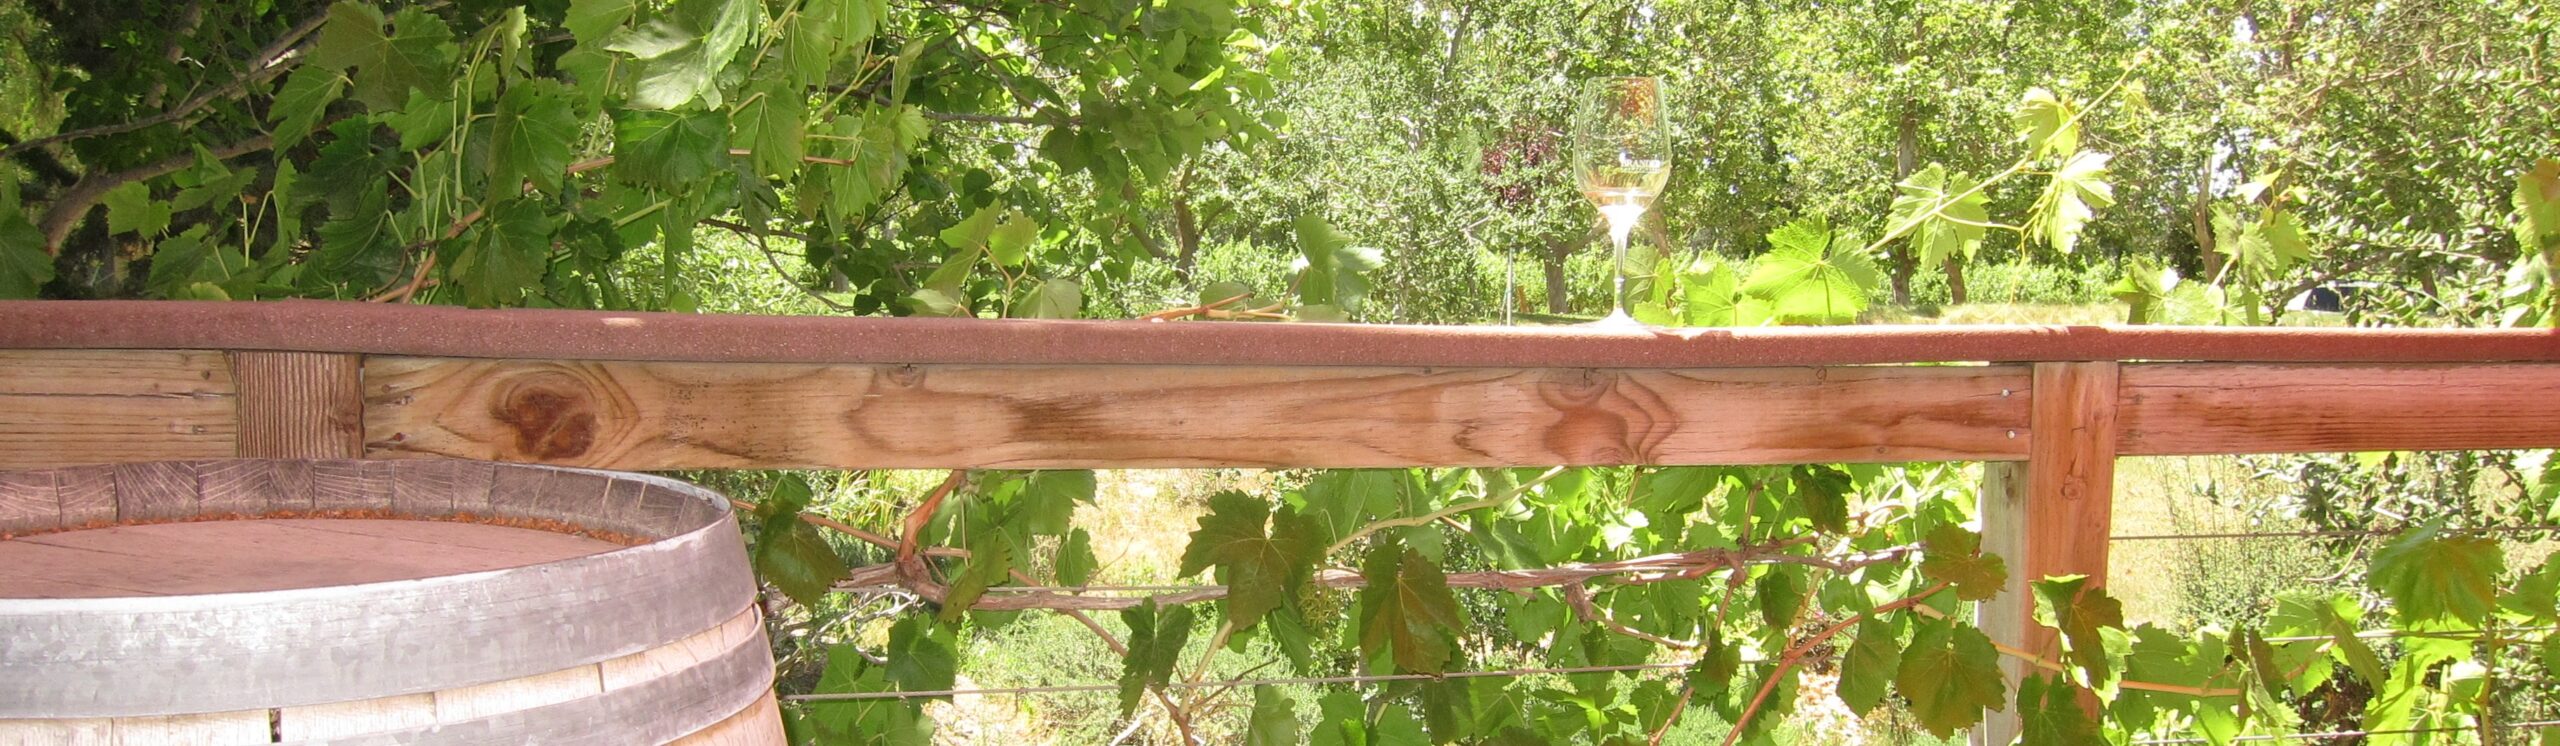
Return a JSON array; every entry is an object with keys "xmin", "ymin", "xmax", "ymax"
[{"xmin": 1570, "ymin": 76, "xmax": 1672, "ymax": 326}]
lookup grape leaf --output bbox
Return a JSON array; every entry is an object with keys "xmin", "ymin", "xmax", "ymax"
[
  {"xmin": 2369, "ymin": 521, "xmax": 2505, "ymax": 626},
  {"xmin": 1117, "ymin": 601, "xmax": 1193, "ymax": 717},
  {"xmin": 732, "ymin": 81, "xmax": 806, "ymax": 178},
  {"xmin": 1894, "ymin": 619, "xmax": 2006, "ymax": 737},
  {"xmin": 1179, "ymin": 491, "xmax": 1326, "ymax": 629},
  {"xmin": 938, "ymin": 533, "xmax": 1014, "ymax": 623},
  {"xmin": 2033, "ymin": 574, "xmax": 2125, "ymax": 686},
  {"xmin": 0, "ymin": 207, "xmax": 53, "ymax": 298},
  {"xmin": 1055, "ymin": 528, "xmax": 1097, "ymax": 587},
  {"xmin": 1743, "ymin": 215, "xmax": 1879, "ymax": 325},
  {"xmin": 606, "ymin": 0, "xmax": 756, "ymax": 109},
  {"xmin": 1686, "ymin": 630, "xmax": 1741, "ymax": 705},
  {"xmin": 1372, "ymin": 703, "xmax": 1429, "ymax": 746},
  {"xmin": 102, "ymin": 182, "xmax": 170, "ymax": 237},
  {"xmin": 1920, "ymin": 524, "xmax": 2008, "ymax": 601},
  {"xmin": 884, "ymin": 615, "xmax": 956, "ymax": 698},
  {"xmin": 268, "ymin": 64, "xmax": 346, "ymax": 152},
  {"xmin": 614, "ymin": 108, "xmax": 730, "ymax": 187},
  {"xmin": 1016, "ymin": 277, "xmax": 1082, "ymax": 319},
  {"xmin": 490, "ymin": 80, "xmax": 579, "ymax": 198},
  {"xmin": 988, "ymin": 211, "xmax": 1039, "ymax": 267},
  {"xmin": 310, "ymin": 2, "xmax": 454, "ymax": 109},
  {"xmin": 1245, "ymin": 685, "xmax": 1301, "ymax": 746},
  {"xmin": 748, "ymin": 475, "xmax": 849, "ymax": 607},
  {"xmin": 1680, "ymin": 254, "xmax": 1754, "ymax": 326},
  {"xmin": 450, "ymin": 199, "xmax": 553, "ymax": 307},
  {"xmin": 563, "ymin": 0, "xmax": 636, "ymax": 47},
  {"xmin": 1886, "ymin": 163, "xmax": 1989, "ymax": 267},
  {"xmin": 1017, "ymin": 470, "xmax": 1094, "ymax": 536},
  {"xmin": 1790, "ymin": 464, "xmax": 1852, "ymax": 534},
  {"xmin": 1357, "ymin": 538, "xmax": 1464, "ymax": 673},
  {"xmin": 2514, "ymin": 158, "xmax": 2560, "ymax": 253},
  {"xmin": 2018, "ymin": 673, "xmax": 2106, "ymax": 746},
  {"xmin": 2030, "ymin": 152, "xmax": 2115, "ymax": 254},
  {"xmin": 1835, "ymin": 619, "xmax": 1899, "ymax": 716},
  {"xmin": 2502, "ymin": 551, "xmax": 2560, "ymax": 624},
  {"xmin": 2013, "ymin": 87, "xmax": 2078, "ymax": 158}
]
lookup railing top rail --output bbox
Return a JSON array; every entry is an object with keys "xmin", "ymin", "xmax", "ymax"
[{"xmin": 5, "ymin": 300, "xmax": 2558, "ymax": 368}]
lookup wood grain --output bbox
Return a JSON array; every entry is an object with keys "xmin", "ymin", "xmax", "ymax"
[
  {"xmin": 0, "ymin": 351, "xmax": 236, "ymax": 469},
  {"xmin": 231, "ymin": 351, "xmax": 363, "ymax": 459},
  {"xmin": 669, "ymin": 691, "xmax": 786, "ymax": 746},
  {"xmin": 110, "ymin": 461, "xmax": 197, "ymax": 522},
  {"xmin": 2118, "ymin": 363, "xmax": 2560, "ymax": 455},
  {"xmin": 364, "ymin": 358, "xmax": 2033, "ymax": 469},
  {"xmin": 279, "ymin": 694, "xmax": 436, "ymax": 740},
  {"xmin": 1976, "ymin": 362, "xmax": 2120, "ymax": 743},
  {"xmin": 0, "ymin": 467, "xmax": 57, "ymax": 536}
]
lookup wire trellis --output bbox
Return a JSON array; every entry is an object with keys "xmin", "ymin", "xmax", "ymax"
[
  {"xmin": 2110, "ymin": 523, "xmax": 2560, "ymax": 542},
  {"xmin": 2129, "ymin": 720, "xmax": 2560, "ymax": 745},
  {"xmin": 785, "ymin": 662, "xmax": 1689, "ymax": 702}
]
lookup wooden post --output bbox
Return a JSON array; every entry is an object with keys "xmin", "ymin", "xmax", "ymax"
[
  {"xmin": 232, "ymin": 352, "xmax": 365, "ymax": 459},
  {"xmin": 1974, "ymin": 361, "xmax": 2119, "ymax": 745}
]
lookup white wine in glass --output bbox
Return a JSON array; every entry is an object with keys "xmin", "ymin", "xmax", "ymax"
[{"xmin": 1571, "ymin": 76, "xmax": 1671, "ymax": 325}]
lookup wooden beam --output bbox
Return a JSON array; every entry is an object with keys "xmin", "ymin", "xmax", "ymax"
[
  {"xmin": 2118, "ymin": 363, "xmax": 2560, "ymax": 456},
  {"xmin": 231, "ymin": 352, "xmax": 364, "ymax": 459},
  {"xmin": 1975, "ymin": 361, "xmax": 2119, "ymax": 745},
  {"xmin": 0, "ymin": 351, "xmax": 236, "ymax": 469},
  {"xmin": 362, "ymin": 358, "xmax": 2033, "ymax": 469}
]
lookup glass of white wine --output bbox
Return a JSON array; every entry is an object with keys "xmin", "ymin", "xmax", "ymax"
[{"xmin": 1571, "ymin": 76, "xmax": 1671, "ymax": 326}]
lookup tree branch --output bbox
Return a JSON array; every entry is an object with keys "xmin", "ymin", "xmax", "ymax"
[
  {"xmin": 38, "ymin": 133, "xmax": 274, "ymax": 253},
  {"xmin": 0, "ymin": 6, "xmax": 328, "ymax": 163}
]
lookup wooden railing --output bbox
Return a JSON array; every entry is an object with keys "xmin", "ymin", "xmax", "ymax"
[{"xmin": 6, "ymin": 299, "xmax": 2559, "ymax": 742}]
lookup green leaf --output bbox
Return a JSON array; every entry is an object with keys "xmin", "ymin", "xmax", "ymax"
[
  {"xmin": 2369, "ymin": 521, "xmax": 2505, "ymax": 626},
  {"xmin": 1836, "ymin": 619, "xmax": 1899, "ymax": 716},
  {"xmin": 1372, "ymin": 703, "xmax": 1429, "ymax": 746},
  {"xmin": 1685, "ymin": 631, "xmax": 1739, "ymax": 709},
  {"xmin": 605, "ymin": 0, "xmax": 756, "ymax": 109},
  {"xmin": 1920, "ymin": 524, "xmax": 2008, "ymax": 601},
  {"xmin": 1015, "ymin": 277, "xmax": 1082, "ymax": 319},
  {"xmin": 2109, "ymin": 259, "xmax": 2173, "ymax": 324},
  {"xmin": 988, "ymin": 211, "xmax": 1039, "ymax": 267},
  {"xmin": 749, "ymin": 476, "xmax": 849, "ymax": 607},
  {"xmin": 733, "ymin": 83, "xmax": 806, "ymax": 178},
  {"xmin": 1886, "ymin": 163, "xmax": 1989, "ymax": 267},
  {"xmin": 310, "ymin": 2, "xmax": 454, "ymax": 110},
  {"xmin": 884, "ymin": 615, "xmax": 956, "ymax": 696},
  {"xmin": 1757, "ymin": 566, "xmax": 1807, "ymax": 632},
  {"xmin": 2033, "ymin": 575, "xmax": 2125, "ymax": 687},
  {"xmin": 1180, "ymin": 491, "xmax": 1326, "ymax": 629},
  {"xmin": 1245, "ymin": 685, "xmax": 1301, "ymax": 746},
  {"xmin": 2505, "ymin": 552, "xmax": 2560, "ymax": 624},
  {"xmin": 1743, "ymin": 215, "xmax": 1878, "ymax": 325},
  {"xmin": 614, "ymin": 108, "xmax": 729, "ymax": 187},
  {"xmin": 939, "ymin": 204, "xmax": 1002, "ymax": 252},
  {"xmin": 102, "ymin": 181, "xmax": 171, "ymax": 237},
  {"xmin": 450, "ymin": 199, "xmax": 553, "ymax": 307},
  {"xmin": 1117, "ymin": 601, "xmax": 1194, "ymax": 717},
  {"xmin": 490, "ymin": 80, "xmax": 580, "ymax": 198},
  {"xmin": 2018, "ymin": 673, "xmax": 2106, "ymax": 746},
  {"xmin": 1017, "ymin": 470, "xmax": 1093, "ymax": 536},
  {"xmin": 564, "ymin": 0, "xmax": 636, "ymax": 47},
  {"xmin": 2030, "ymin": 152, "xmax": 2115, "ymax": 254},
  {"xmin": 1055, "ymin": 528, "xmax": 1097, "ymax": 587},
  {"xmin": 268, "ymin": 64, "xmax": 345, "ymax": 152},
  {"xmin": 2013, "ymin": 87, "xmax": 2079, "ymax": 158},
  {"xmin": 939, "ymin": 533, "xmax": 1014, "ymax": 623},
  {"xmin": 0, "ymin": 208, "xmax": 53, "ymax": 298},
  {"xmin": 1789, "ymin": 464, "xmax": 1852, "ymax": 534},
  {"xmin": 2515, "ymin": 158, "xmax": 2560, "ymax": 253},
  {"xmin": 1357, "ymin": 538, "xmax": 1464, "ymax": 673},
  {"xmin": 1895, "ymin": 619, "xmax": 2007, "ymax": 737}
]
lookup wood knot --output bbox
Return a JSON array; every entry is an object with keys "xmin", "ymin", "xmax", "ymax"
[{"xmin": 493, "ymin": 379, "xmax": 599, "ymax": 461}]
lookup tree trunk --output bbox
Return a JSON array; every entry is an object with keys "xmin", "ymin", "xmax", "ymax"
[
  {"xmin": 1892, "ymin": 107, "xmax": 1920, "ymax": 306},
  {"xmin": 1944, "ymin": 255, "xmax": 1968, "ymax": 306},
  {"xmin": 1543, "ymin": 237, "xmax": 1572, "ymax": 314},
  {"xmin": 2193, "ymin": 161, "xmax": 2222, "ymax": 281}
]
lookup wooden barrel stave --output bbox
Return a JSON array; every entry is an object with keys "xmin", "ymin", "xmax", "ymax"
[{"xmin": 0, "ymin": 459, "xmax": 782, "ymax": 744}]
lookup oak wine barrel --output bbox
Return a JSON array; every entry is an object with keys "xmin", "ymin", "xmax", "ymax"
[{"xmin": 0, "ymin": 459, "xmax": 783, "ymax": 744}]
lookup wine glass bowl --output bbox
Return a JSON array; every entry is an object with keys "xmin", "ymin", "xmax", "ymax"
[{"xmin": 1570, "ymin": 76, "xmax": 1671, "ymax": 325}]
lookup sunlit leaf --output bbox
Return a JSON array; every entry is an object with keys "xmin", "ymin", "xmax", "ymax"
[
  {"xmin": 2013, "ymin": 87, "xmax": 2079, "ymax": 158},
  {"xmin": 1886, "ymin": 163, "xmax": 1989, "ymax": 266},
  {"xmin": 490, "ymin": 80, "xmax": 580, "ymax": 197},
  {"xmin": 2030, "ymin": 152, "xmax": 2115, "ymax": 254},
  {"xmin": 1743, "ymin": 215, "xmax": 1879, "ymax": 325},
  {"xmin": 1895, "ymin": 618, "xmax": 2006, "ymax": 737},
  {"xmin": 2370, "ymin": 521, "xmax": 2505, "ymax": 626},
  {"xmin": 2033, "ymin": 574, "xmax": 2125, "ymax": 687}
]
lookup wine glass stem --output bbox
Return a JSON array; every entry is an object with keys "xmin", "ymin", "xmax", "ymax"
[{"xmin": 1606, "ymin": 212, "xmax": 1639, "ymax": 319}]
